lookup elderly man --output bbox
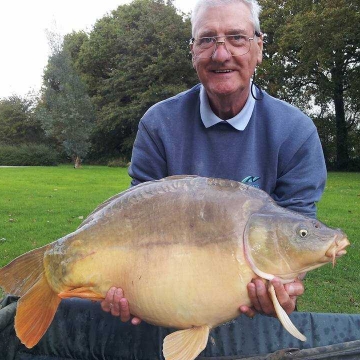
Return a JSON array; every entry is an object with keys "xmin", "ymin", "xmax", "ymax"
[{"xmin": 102, "ymin": 0, "xmax": 326, "ymax": 327}]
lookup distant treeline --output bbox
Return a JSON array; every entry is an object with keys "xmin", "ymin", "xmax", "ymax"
[{"xmin": 0, "ymin": 0, "xmax": 359, "ymax": 170}]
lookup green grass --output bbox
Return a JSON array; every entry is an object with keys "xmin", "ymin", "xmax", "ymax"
[
  {"xmin": 297, "ymin": 172, "xmax": 360, "ymax": 314},
  {"xmin": 0, "ymin": 167, "xmax": 359, "ymax": 314},
  {"xmin": 0, "ymin": 165, "xmax": 130, "ymax": 264}
]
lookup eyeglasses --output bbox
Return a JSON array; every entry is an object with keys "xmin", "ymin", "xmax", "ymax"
[{"xmin": 190, "ymin": 32, "xmax": 261, "ymax": 59}]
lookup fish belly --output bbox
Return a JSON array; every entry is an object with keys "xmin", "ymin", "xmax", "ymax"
[
  {"xmin": 48, "ymin": 236, "xmax": 253, "ymax": 330},
  {"xmin": 121, "ymin": 243, "xmax": 253, "ymax": 329}
]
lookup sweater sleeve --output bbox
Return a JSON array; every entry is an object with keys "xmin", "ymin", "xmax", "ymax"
[
  {"xmin": 128, "ymin": 120, "xmax": 168, "ymax": 187},
  {"xmin": 271, "ymin": 130, "xmax": 327, "ymax": 218}
]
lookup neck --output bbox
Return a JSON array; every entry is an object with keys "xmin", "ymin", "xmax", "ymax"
[{"xmin": 207, "ymin": 89, "xmax": 250, "ymax": 120}]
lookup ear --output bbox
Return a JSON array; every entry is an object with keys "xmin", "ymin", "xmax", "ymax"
[
  {"xmin": 190, "ymin": 44, "xmax": 196, "ymax": 69},
  {"xmin": 256, "ymin": 32, "xmax": 264, "ymax": 65}
]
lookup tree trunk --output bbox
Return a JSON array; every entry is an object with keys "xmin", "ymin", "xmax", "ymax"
[
  {"xmin": 332, "ymin": 57, "xmax": 349, "ymax": 170},
  {"xmin": 74, "ymin": 156, "xmax": 82, "ymax": 169}
]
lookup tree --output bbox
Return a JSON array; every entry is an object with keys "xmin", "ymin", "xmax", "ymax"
[
  {"xmin": 37, "ymin": 31, "xmax": 95, "ymax": 168},
  {"xmin": 258, "ymin": 0, "xmax": 360, "ymax": 170},
  {"xmin": 0, "ymin": 94, "xmax": 46, "ymax": 146},
  {"xmin": 76, "ymin": 0, "xmax": 198, "ymax": 158},
  {"xmin": 63, "ymin": 31, "xmax": 89, "ymax": 66}
]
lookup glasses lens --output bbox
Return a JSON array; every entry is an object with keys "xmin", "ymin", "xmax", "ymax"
[
  {"xmin": 193, "ymin": 38, "xmax": 216, "ymax": 58},
  {"xmin": 192, "ymin": 35, "xmax": 252, "ymax": 59}
]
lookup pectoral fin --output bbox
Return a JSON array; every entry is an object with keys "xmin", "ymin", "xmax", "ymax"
[
  {"xmin": 163, "ymin": 325, "xmax": 210, "ymax": 360},
  {"xmin": 268, "ymin": 283, "xmax": 306, "ymax": 341},
  {"xmin": 58, "ymin": 287, "xmax": 104, "ymax": 301}
]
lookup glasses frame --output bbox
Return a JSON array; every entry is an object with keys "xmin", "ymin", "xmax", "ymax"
[{"xmin": 190, "ymin": 31, "xmax": 261, "ymax": 59}]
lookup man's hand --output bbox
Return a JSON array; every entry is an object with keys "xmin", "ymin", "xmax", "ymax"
[
  {"xmin": 239, "ymin": 277, "xmax": 304, "ymax": 318},
  {"xmin": 101, "ymin": 287, "xmax": 142, "ymax": 325}
]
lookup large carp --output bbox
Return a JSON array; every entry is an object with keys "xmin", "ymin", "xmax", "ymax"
[{"xmin": 0, "ymin": 176, "xmax": 349, "ymax": 360}]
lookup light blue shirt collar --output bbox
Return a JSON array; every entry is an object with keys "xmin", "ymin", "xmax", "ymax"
[{"xmin": 200, "ymin": 84, "xmax": 255, "ymax": 131}]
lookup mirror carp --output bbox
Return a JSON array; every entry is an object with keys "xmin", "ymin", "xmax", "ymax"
[{"xmin": 0, "ymin": 176, "xmax": 350, "ymax": 360}]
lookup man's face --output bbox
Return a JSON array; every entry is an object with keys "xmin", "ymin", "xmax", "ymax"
[{"xmin": 191, "ymin": 2, "xmax": 263, "ymax": 101}]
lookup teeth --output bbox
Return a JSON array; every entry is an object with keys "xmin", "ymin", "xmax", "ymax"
[{"xmin": 215, "ymin": 70, "xmax": 232, "ymax": 73}]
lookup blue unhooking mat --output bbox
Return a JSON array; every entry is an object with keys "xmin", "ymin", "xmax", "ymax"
[{"xmin": 1, "ymin": 296, "xmax": 360, "ymax": 360}]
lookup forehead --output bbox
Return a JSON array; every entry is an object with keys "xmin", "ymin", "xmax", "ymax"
[{"xmin": 193, "ymin": 3, "xmax": 254, "ymax": 37}]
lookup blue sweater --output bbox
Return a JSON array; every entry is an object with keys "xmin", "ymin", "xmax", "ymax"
[{"xmin": 129, "ymin": 84, "xmax": 326, "ymax": 218}]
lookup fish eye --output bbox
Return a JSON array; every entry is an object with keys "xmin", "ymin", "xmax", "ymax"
[{"xmin": 298, "ymin": 229, "xmax": 308, "ymax": 238}]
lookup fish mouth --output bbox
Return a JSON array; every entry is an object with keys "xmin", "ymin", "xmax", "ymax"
[{"xmin": 325, "ymin": 236, "xmax": 350, "ymax": 267}]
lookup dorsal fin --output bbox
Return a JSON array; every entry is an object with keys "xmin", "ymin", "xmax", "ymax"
[
  {"xmin": 78, "ymin": 176, "xmax": 201, "ymax": 229},
  {"xmin": 77, "ymin": 181, "xmax": 156, "ymax": 228},
  {"xmin": 161, "ymin": 175, "xmax": 199, "ymax": 181},
  {"xmin": 162, "ymin": 325, "xmax": 210, "ymax": 360}
]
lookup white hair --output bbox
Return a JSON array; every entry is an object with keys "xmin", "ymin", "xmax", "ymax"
[{"xmin": 191, "ymin": 0, "xmax": 262, "ymax": 37}]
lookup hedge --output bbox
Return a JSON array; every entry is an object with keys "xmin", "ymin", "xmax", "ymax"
[{"xmin": 0, "ymin": 144, "xmax": 59, "ymax": 166}]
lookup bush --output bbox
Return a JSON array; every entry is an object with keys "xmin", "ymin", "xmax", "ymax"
[
  {"xmin": 326, "ymin": 158, "xmax": 360, "ymax": 172},
  {"xmin": 107, "ymin": 157, "xmax": 129, "ymax": 168},
  {"xmin": 347, "ymin": 158, "xmax": 360, "ymax": 172},
  {"xmin": 0, "ymin": 144, "xmax": 59, "ymax": 166}
]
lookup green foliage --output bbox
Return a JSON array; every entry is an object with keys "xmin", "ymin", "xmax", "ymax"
[
  {"xmin": 76, "ymin": 0, "xmax": 198, "ymax": 157},
  {"xmin": 36, "ymin": 31, "xmax": 96, "ymax": 166},
  {"xmin": 3, "ymin": 1, "xmax": 358, "ymax": 168},
  {"xmin": 0, "ymin": 144, "xmax": 59, "ymax": 166},
  {"xmin": 63, "ymin": 31, "xmax": 89, "ymax": 70},
  {"xmin": 258, "ymin": 0, "xmax": 360, "ymax": 170},
  {"xmin": 0, "ymin": 95, "xmax": 47, "ymax": 145},
  {"xmin": 107, "ymin": 157, "xmax": 129, "ymax": 167}
]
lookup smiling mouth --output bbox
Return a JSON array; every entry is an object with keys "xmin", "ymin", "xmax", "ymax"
[{"xmin": 213, "ymin": 70, "xmax": 233, "ymax": 73}]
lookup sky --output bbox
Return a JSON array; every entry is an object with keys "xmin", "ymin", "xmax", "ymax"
[{"xmin": 0, "ymin": 0, "xmax": 194, "ymax": 99}]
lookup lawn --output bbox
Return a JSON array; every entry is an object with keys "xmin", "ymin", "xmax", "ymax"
[
  {"xmin": 0, "ymin": 166, "xmax": 359, "ymax": 314},
  {"xmin": 297, "ymin": 172, "xmax": 360, "ymax": 313},
  {"xmin": 0, "ymin": 165, "xmax": 131, "ymax": 264}
]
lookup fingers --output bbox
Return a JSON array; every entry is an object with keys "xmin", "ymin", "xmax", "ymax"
[
  {"xmin": 241, "ymin": 277, "xmax": 304, "ymax": 318},
  {"xmin": 101, "ymin": 286, "xmax": 117, "ymax": 313},
  {"xmin": 100, "ymin": 287, "xmax": 142, "ymax": 325},
  {"xmin": 131, "ymin": 317, "xmax": 142, "ymax": 325},
  {"xmin": 239, "ymin": 305, "xmax": 257, "ymax": 318},
  {"xmin": 241, "ymin": 279, "xmax": 271, "ymax": 315},
  {"xmin": 284, "ymin": 278, "xmax": 304, "ymax": 297},
  {"xmin": 251, "ymin": 278, "xmax": 276, "ymax": 316},
  {"xmin": 246, "ymin": 282, "xmax": 259, "ymax": 310},
  {"xmin": 239, "ymin": 281, "xmax": 263, "ymax": 319},
  {"xmin": 271, "ymin": 278, "xmax": 296, "ymax": 315},
  {"xmin": 118, "ymin": 297, "xmax": 131, "ymax": 322}
]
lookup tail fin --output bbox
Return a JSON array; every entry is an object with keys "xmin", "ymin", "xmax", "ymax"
[
  {"xmin": 0, "ymin": 245, "xmax": 60, "ymax": 348},
  {"xmin": 15, "ymin": 273, "xmax": 61, "ymax": 348},
  {"xmin": 0, "ymin": 244, "xmax": 50, "ymax": 296}
]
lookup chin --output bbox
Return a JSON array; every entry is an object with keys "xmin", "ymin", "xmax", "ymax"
[
  {"xmin": 207, "ymin": 79, "xmax": 247, "ymax": 96},
  {"xmin": 210, "ymin": 85, "xmax": 242, "ymax": 97}
]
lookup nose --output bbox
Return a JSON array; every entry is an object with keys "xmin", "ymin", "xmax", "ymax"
[{"xmin": 212, "ymin": 40, "xmax": 232, "ymax": 62}]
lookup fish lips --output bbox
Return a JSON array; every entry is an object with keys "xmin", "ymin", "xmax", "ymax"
[{"xmin": 325, "ymin": 234, "xmax": 350, "ymax": 267}]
